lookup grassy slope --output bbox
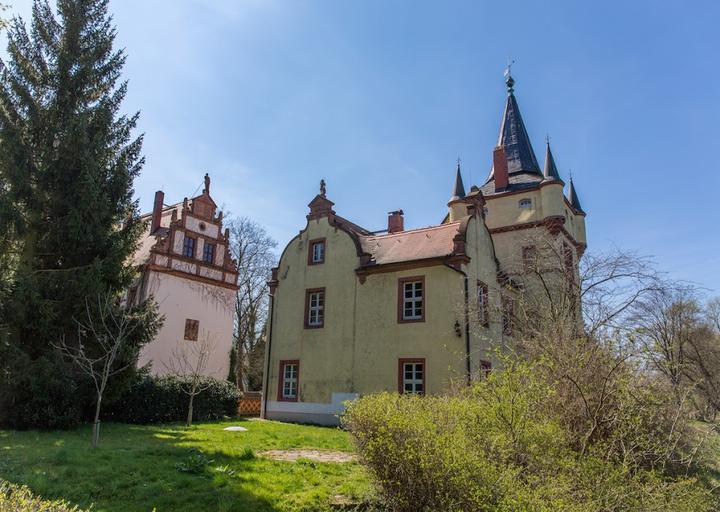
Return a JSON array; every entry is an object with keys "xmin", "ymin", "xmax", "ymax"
[
  {"xmin": 696, "ymin": 421, "xmax": 720, "ymax": 490},
  {"xmin": 0, "ymin": 419, "xmax": 371, "ymax": 512}
]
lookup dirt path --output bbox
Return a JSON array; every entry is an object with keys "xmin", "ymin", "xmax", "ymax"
[{"xmin": 259, "ymin": 449, "xmax": 357, "ymax": 463}]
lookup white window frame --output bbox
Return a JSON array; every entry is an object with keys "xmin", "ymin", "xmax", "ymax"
[
  {"xmin": 402, "ymin": 280, "xmax": 423, "ymax": 321},
  {"xmin": 307, "ymin": 290, "xmax": 324, "ymax": 327},
  {"xmin": 282, "ymin": 363, "xmax": 298, "ymax": 399},
  {"xmin": 402, "ymin": 361, "xmax": 424, "ymax": 394},
  {"xmin": 312, "ymin": 241, "xmax": 325, "ymax": 263}
]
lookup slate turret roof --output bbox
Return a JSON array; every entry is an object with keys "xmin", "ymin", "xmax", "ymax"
[
  {"xmin": 488, "ymin": 74, "xmax": 541, "ymax": 180},
  {"xmin": 543, "ymin": 141, "xmax": 563, "ymax": 182},
  {"xmin": 450, "ymin": 161, "xmax": 466, "ymax": 201},
  {"xmin": 567, "ymin": 177, "xmax": 584, "ymax": 214}
]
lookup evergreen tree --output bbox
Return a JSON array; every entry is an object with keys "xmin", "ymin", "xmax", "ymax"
[{"xmin": 0, "ymin": 0, "xmax": 151, "ymax": 428}]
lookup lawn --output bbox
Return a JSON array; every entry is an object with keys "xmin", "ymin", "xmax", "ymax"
[{"xmin": 0, "ymin": 419, "xmax": 372, "ymax": 512}]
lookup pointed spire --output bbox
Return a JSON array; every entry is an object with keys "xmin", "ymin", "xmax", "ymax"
[
  {"xmin": 542, "ymin": 138, "xmax": 562, "ymax": 182},
  {"xmin": 450, "ymin": 158, "xmax": 466, "ymax": 201},
  {"xmin": 489, "ymin": 72, "xmax": 541, "ymax": 180},
  {"xmin": 567, "ymin": 176, "xmax": 584, "ymax": 214}
]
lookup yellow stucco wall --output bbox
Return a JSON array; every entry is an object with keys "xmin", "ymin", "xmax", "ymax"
[
  {"xmin": 265, "ymin": 181, "xmax": 586, "ymax": 424},
  {"xmin": 266, "ymin": 213, "xmax": 503, "ymax": 422}
]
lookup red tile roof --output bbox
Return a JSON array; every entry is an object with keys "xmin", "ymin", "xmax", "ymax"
[{"xmin": 359, "ymin": 222, "xmax": 461, "ymax": 266}]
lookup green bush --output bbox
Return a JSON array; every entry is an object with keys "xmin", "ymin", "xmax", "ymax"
[
  {"xmin": 0, "ymin": 353, "xmax": 81, "ymax": 430},
  {"xmin": 0, "ymin": 480, "xmax": 87, "ymax": 511},
  {"xmin": 104, "ymin": 374, "xmax": 240, "ymax": 424},
  {"xmin": 342, "ymin": 360, "xmax": 714, "ymax": 512}
]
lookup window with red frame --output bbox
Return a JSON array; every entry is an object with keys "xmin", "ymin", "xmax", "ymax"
[
  {"xmin": 502, "ymin": 296, "xmax": 514, "ymax": 336},
  {"xmin": 308, "ymin": 239, "xmax": 325, "ymax": 265},
  {"xmin": 522, "ymin": 245, "xmax": 538, "ymax": 271},
  {"xmin": 305, "ymin": 289, "xmax": 325, "ymax": 328},
  {"xmin": 399, "ymin": 359, "xmax": 425, "ymax": 394},
  {"xmin": 278, "ymin": 360, "xmax": 299, "ymax": 401},
  {"xmin": 477, "ymin": 281, "xmax": 489, "ymax": 327},
  {"xmin": 480, "ymin": 359, "xmax": 492, "ymax": 377}
]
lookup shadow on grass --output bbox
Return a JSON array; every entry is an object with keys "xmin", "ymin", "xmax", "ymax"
[{"xmin": 0, "ymin": 420, "xmax": 281, "ymax": 512}]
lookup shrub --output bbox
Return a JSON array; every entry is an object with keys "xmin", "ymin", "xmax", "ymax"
[
  {"xmin": 104, "ymin": 374, "xmax": 240, "ymax": 424},
  {"xmin": 0, "ymin": 353, "xmax": 81, "ymax": 430},
  {"xmin": 0, "ymin": 480, "xmax": 87, "ymax": 511},
  {"xmin": 342, "ymin": 360, "xmax": 715, "ymax": 512},
  {"xmin": 175, "ymin": 451, "xmax": 215, "ymax": 474}
]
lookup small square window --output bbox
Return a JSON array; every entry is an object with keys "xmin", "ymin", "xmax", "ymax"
[
  {"xmin": 518, "ymin": 198, "xmax": 532, "ymax": 209},
  {"xmin": 182, "ymin": 236, "xmax": 196, "ymax": 258},
  {"xmin": 203, "ymin": 242, "xmax": 216, "ymax": 263},
  {"xmin": 308, "ymin": 239, "xmax": 326, "ymax": 265},
  {"xmin": 184, "ymin": 319, "xmax": 199, "ymax": 341}
]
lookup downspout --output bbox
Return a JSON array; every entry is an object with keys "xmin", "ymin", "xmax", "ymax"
[
  {"xmin": 463, "ymin": 276, "xmax": 471, "ymax": 385},
  {"xmin": 261, "ymin": 293, "xmax": 275, "ymax": 419},
  {"xmin": 444, "ymin": 263, "xmax": 472, "ymax": 386}
]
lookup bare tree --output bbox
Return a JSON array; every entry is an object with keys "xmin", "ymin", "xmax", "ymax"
[
  {"xmin": 633, "ymin": 291, "xmax": 720, "ymax": 419},
  {"xmin": 228, "ymin": 217, "xmax": 276, "ymax": 391},
  {"xmin": 632, "ymin": 286, "xmax": 701, "ymax": 388},
  {"xmin": 164, "ymin": 334, "xmax": 215, "ymax": 427},
  {"xmin": 465, "ymin": 238, "xmax": 702, "ymax": 470},
  {"xmin": 491, "ymin": 233, "xmax": 664, "ymax": 343},
  {"xmin": 53, "ymin": 293, "xmax": 139, "ymax": 448}
]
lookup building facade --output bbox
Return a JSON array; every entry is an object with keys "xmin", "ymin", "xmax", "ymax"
[
  {"xmin": 263, "ymin": 74, "xmax": 587, "ymax": 425},
  {"xmin": 130, "ymin": 174, "xmax": 239, "ymax": 379}
]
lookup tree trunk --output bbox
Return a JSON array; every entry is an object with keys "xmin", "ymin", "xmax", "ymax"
[
  {"xmin": 235, "ymin": 342, "xmax": 245, "ymax": 392},
  {"xmin": 186, "ymin": 394, "xmax": 194, "ymax": 427},
  {"xmin": 92, "ymin": 395, "xmax": 102, "ymax": 449}
]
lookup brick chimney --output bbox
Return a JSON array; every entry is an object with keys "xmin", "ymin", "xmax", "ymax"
[
  {"xmin": 388, "ymin": 210, "xmax": 404, "ymax": 233},
  {"xmin": 493, "ymin": 146, "xmax": 509, "ymax": 192},
  {"xmin": 151, "ymin": 190, "xmax": 164, "ymax": 233}
]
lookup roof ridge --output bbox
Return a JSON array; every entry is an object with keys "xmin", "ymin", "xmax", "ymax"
[{"xmin": 363, "ymin": 221, "xmax": 460, "ymax": 240}]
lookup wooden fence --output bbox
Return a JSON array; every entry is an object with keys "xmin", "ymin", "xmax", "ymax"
[{"xmin": 238, "ymin": 391, "xmax": 262, "ymax": 416}]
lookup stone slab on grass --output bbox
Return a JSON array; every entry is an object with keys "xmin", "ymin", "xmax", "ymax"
[{"xmin": 223, "ymin": 426, "xmax": 248, "ymax": 431}]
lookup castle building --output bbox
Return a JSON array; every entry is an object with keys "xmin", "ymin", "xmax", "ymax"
[
  {"xmin": 130, "ymin": 174, "xmax": 239, "ymax": 378},
  {"xmin": 262, "ymin": 74, "xmax": 587, "ymax": 425}
]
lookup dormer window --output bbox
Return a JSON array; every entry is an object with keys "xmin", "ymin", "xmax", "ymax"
[
  {"xmin": 518, "ymin": 198, "xmax": 532, "ymax": 209},
  {"xmin": 182, "ymin": 236, "xmax": 196, "ymax": 258},
  {"xmin": 308, "ymin": 238, "xmax": 326, "ymax": 265}
]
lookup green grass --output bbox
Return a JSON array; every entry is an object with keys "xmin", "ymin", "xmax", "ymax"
[
  {"xmin": 0, "ymin": 419, "xmax": 372, "ymax": 512},
  {"xmin": 695, "ymin": 421, "xmax": 720, "ymax": 490}
]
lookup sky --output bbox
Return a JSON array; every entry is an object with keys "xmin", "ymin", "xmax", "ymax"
[{"xmin": 4, "ymin": 0, "xmax": 720, "ymax": 293}]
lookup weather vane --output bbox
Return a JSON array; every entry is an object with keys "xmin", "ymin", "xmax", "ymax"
[
  {"xmin": 504, "ymin": 57, "xmax": 515, "ymax": 78},
  {"xmin": 546, "ymin": 133, "xmax": 551, "ymax": 145},
  {"xmin": 456, "ymin": 156, "xmax": 461, "ymax": 168}
]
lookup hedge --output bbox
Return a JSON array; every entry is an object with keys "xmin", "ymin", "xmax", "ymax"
[
  {"xmin": 0, "ymin": 480, "xmax": 86, "ymax": 512},
  {"xmin": 104, "ymin": 375, "xmax": 241, "ymax": 424}
]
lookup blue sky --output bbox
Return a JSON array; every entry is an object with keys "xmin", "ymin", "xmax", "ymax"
[{"xmin": 6, "ymin": 1, "xmax": 720, "ymax": 293}]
